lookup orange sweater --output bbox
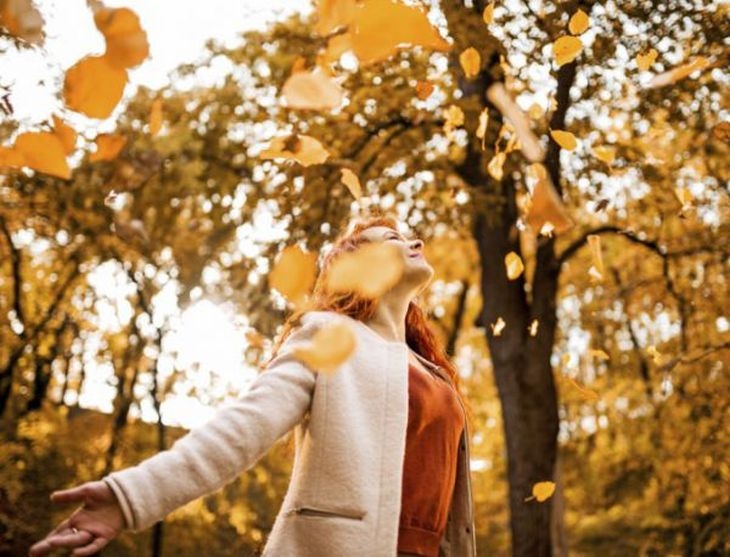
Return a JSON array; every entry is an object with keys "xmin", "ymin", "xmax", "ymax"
[{"xmin": 397, "ymin": 362, "xmax": 465, "ymax": 557}]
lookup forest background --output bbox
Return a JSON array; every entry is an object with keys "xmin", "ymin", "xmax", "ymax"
[{"xmin": 1, "ymin": 0, "xmax": 728, "ymax": 555}]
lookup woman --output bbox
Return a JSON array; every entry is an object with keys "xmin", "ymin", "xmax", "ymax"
[{"xmin": 29, "ymin": 215, "xmax": 476, "ymax": 557}]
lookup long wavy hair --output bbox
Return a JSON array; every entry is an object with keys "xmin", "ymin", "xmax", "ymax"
[{"xmin": 268, "ymin": 214, "xmax": 473, "ymax": 430}]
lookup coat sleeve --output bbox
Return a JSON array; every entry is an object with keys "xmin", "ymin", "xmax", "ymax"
[{"xmin": 101, "ymin": 317, "xmax": 321, "ymax": 532}]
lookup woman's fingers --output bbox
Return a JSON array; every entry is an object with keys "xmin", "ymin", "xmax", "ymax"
[
  {"xmin": 50, "ymin": 483, "xmax": 90, "ymax": 504},
  {"xmin": 71, "ymin": 535, "xmax": 110, "ymax": 557},
  {"xmin": 28, "ymin": 529, "xmax": 94, "ymax": 556}
]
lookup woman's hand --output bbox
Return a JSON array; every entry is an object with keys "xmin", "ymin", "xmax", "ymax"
[{"xmin": 29, "ymin": 480, "xmax": 125, "ymax": 556}]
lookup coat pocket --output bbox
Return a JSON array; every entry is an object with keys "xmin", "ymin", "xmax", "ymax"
[{"xmin": 287, "ymin": 505, "xmax": 366, "ymax": 521}]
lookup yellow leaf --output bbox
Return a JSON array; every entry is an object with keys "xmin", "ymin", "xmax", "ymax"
[
  {"xmin": 487, "ymin": 152, "xmax": 506, "ymax": 181},
  {"xmin": 63, "ymin": 55, "xmax": 127, "ymax": 119},
  {"xmin": 90, "ymin": 133, "xmax": 127, "ymax": 163},
  {"xmin": 550, "ymin": 129, "xmax": 578, "ymax": 151},
  {"xmin": 459, "ymin": 47, "xmax": 481, "ymax": 79},
  {"xmin": 323, "ymin": 32, "xmax": 354, "ymax": 63},
  {"xmin": 587, "ymin": 234, "xmax": 604, "ymax": 280},
  {"xmin": 646, "ymin": 56, "xmax": 710, "ymax": 89},
  {"xmin": 552, "ymin": 35, "xmax": 582, "ymax": 67},
  {"xmin": 0, "ymin": 0, "xmax": 43, "ymax": 45},
  {"xmin": 325, "ymin": 242, "xmax": 404, "ymax": 298},
  {"xmin": 674, "ymin": 186, "xmax": 693, "ymax": 207},
  {"xmin": 592, "ymin": 145, "xmax": 615, "ymax": 164},
  {"xmin": 561, "ymin": 375, "xmax": 599, "ymax": 400},
  {"xmin": 568, "ymin": 9, "xmax": 590, "ymax": 35},
  {"xmin": 0, "ymin": 146, "xmax": 25, "ymax": 169},
  {"xmin": 315, "ymin": 0, "xmax": 357, "ymax": 36},
  {"xmin": 340, "ymin": 168, "xmax": 362, "ymax": 199},
  {"xmin": 528, "ymin": 319, "xmax": 539, "ymax": 336},
  {"xmin": 14, "ymin": 132, "xmax": 71, "ymax": 179},
  {"xmin": 490, "ymin": 317, "xmax": 506, "ymax": 336},
  {"xmin": 149, "ymin": 98, "xmax": 163, "ymax": 135},
  {"xmin": 482, "ymin": 3, "xmax": 494, "ymax": 24},
  {"xmin": 268, "ymin": 245, "xmax": 318, "ymax": 306},
  {"xmin": 293, "ymin": 322, "xmax": 357, "ymax": 374},
  {"xmin": 589, "ymin": 349, "xmax": 609, "ymax": 361},
  {"xmin": 281, "ymin": 68, "xmax": 344, "ymax": 110},
  {"xmin": 504, "ymin": 251, "xmax": 524, "ymax": 280},
  {"xmin": 532, "ymin": 481, "xmax": 556, "ymax": 502},
  {"xmin": 524, "ymin": 163, "xmax": 573, "ymax": 236},
  {"xmin": 349, "ymin": 0, "xmax": 450, "ymax": 65},
  {"xmin": 415, "ymin": 80, "xmax": 434, "ymax": 100},
  {"xmin": 260, "ymin": 134, "xmax": 330, "ymax": 167},
  {"xmin": 93, "ymin": 7, "xmax": 149, "ymax": 69},
  {"xmin": 444, "ymin": 104, "xmax": 464, "ymax": 137},
  {"xmin": 52, "ymin": 115, "xmax": 77, "ymax": 155},
  {"xmin": 528, "ymin": 102, "xmax": 544, "ymax": 119},
  {"xmin": 476, "ymin": 108, "xmax": 489, "ymax": 149},
  {"xmin": 636, "ymin": 48, "xmax": 658, "ymax": 71}
]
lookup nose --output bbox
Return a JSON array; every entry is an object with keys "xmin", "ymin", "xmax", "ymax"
[{"xmin": 410, "ymin": 239, "xmax": 424, "ymax": 251}]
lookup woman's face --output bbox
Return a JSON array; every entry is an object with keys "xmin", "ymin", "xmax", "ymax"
[{"xmin": 358, "ymin": 225, "xmax": 434, "ymax": 291}]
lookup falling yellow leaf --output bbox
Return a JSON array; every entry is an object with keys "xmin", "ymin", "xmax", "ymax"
[
  {"xmin": 528, "ymin": 102, "xmax": 544, "ymax": 119},
  {"xmin": 490, "ymin": 317, "xmax": 506, "ymax": 336},
  {"xmin": 325, "ymin": 242, "xmax": 404, "ymax": 298},
  {"xmin": 0, "ymin": 0, "xmax": 43, "ymax": 45},
  {"xmin": 675, "ymin": 186, "xmax": 693, "ymax": 208},
  {"xmin": 444, "ymin": 104, "xmax": 464, "ymax": 135},
  {"xmin": 592, "ymin": 145, "xmax": 616, "ymax": 164},
  {"xmin": 0, "ymin": 146, "xmax": 25, "ymax": 169},
  {"xmin": 459, "ymin": 47, "xmax": 481, "ymax": 79},
  {"xmin": 90, "ymin": 133, "xmax": 127, "ymax": 162},
  {"xmin": 524, "ymin": 163, "xmax": 574, "ymax": 236},
  {"xmin": 528, "ymin": 319, "xmax": 539, "ymax": 336},
  {"xmin": 550, "ymin": 129, "xmax": 578, "ymax": 151},
  {"xmin": 487, "ymin": 152, "xmax": 506, "ymax": 181},
  {"xmin": 587, "ymin": 234, "xmax": 604, "ymax": 280},
  {"xmin": 260, "ymin": 134, "xmax": 330, "ymax": 167},
  {"xmin": 529, "ymin": 481, "xmax": 556, "ymax": 502},
  {"xmin": 340, "ymin": 168, "xmax": 362, "ymax": 199},
  {"xmin": 13, "ymin": 132, "xmax": 71, "ymax": 179},
  {"xmin": 282, "ymin": 68, "xmax": 344, "ymax": 110},
  {"xmin": 636, "ymin": 48, "xmax": 658, "ymax": 71},
  {"xmin": 589, "ymin": 349, "xmax": 609, "ymax": 361},
  {"xmin": 646, "ymin": 56, "xmax": 710, "ymax": 89},
  {"xmin": 293, "ymin": 322, "xmax": 357, "ymax": 374},
  {"xmin": 552, "ymin": 35, "xmax": 582, "ymax": 66},
  {"xmin": 568, "ymin": 9, "xmax": 590, "ymax": 35},
  {"xmin": 561, "ymin": 375, "xmax": 599, "ymax": 400},
  {"xmin": 63, "ymin": 55, "xmax": 127, "ymax": 119},
  {"xmin": 415, "ymin": 80, "xmax": 434, "ymax": 100},
  {"xmin": 269, "ymin": 245, "xmax": 318, "ymax": 306},
  {"xmin": 149, "ymin": 98, "xmax": 163, "ymax": 135},
  {"xmin": 348, "ymin": 0, "xmax": 450, "ymax": 65},
  {"xmin": 93, "ymin": 6, "xmax": 149, "ymax": 69},
  {"xmin": 486, "ymin": 83, "xmax": 545, "ymax": 162},
  {"xmin": 315, "ymin": 0, "xmax": 357, "ymax": 36},
  {"xmin": 52, "ymin": 115, "xmax": 77, "ymax": 155},
  {"xmin": 505, "ymin": 251, "xmax": 524, "ymax": 280},
  {"xmin": 482, "ymin": 3, "xmax": 494, "ymax": 24},
  {"xmin": 646, "ymin": 345, "xmax": 665, "ymax": 365},
  {"xmin": 476, "ymin": 108, "xmax": 489, "ymax": 149}
]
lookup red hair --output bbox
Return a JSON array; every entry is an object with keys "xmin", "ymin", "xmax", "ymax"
[{"xmin": 268, "ymin": 214, "xmax": 473, "ymax": 429}]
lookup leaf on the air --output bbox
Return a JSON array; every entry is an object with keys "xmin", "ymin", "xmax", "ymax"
[
  {"xmin": 487, "ymin": 152, "xmax": 506, "ymax": 181},
  {"xmin": 560, "ymin": 374, "xmax": 599, "ymax": 400},
  {"xmin": 528, "ymin": 319, "xmax": 539, "ymax": 336},
  {"xmin": 325, "ymin": 242, "xmax": 404, "ymax": 298},
  {"xmin": 459, "ymin": 47, "xmax": 481, "ymax": 79},
  {"xmin": 646, "ymin": 56, "xmax": 710, "ymax": 89},
  {"xmin": 550, "ymin": 129, "xmax": 578, "ymax": 151},
  {"xmin": 0, "ymin": 0, "xmax": 44, "ymax": 45},
  {"xmin": 63, "ymin": 55, "xmax": 127, "ymax": 119},
  {"xmin": 13, "ymin": 132, "xmax": 71, "ymax": 179},
  {"xmin": 490, "ymin": 317, "xmax": 506, "ymax": 337},
  {"xmin": 269, "ymin": 244, "xmax": 318, "ymax": 307},
  {"xmin": 149, "ymin": 98, "xmax": 163, "ymax": 135},
  {"xmin": 340, "ymin": 168, "xmax": 362, "ymax": 199},
  {"xmin": 93, "ymin": 6, "xmax": 149, "ymax": 69},
  {"xmin": 348, "ymin": 0, "xmax": 450, "ymax": 65},
  {"xmin": 89, "ymin": 133, "xmax": 127, "ymax": 162},
  {"xmin": 52, "ymin": 115, "xmax": 77, "ymax": 155},
  {"xmin": 589, "ymin": 349, "xmax": 609, "ymax": 361},
  {"xmin": 315, "ymin": 0, "xmax": 357, "ymax": 36},
  {"xmin": 587, "ymin": 234, "xmax": 604, "ymax": 281},
  {"xmin": 524, "ymin": 163, "xmax": 574, "ymax": 236},
  {"xmin": 293, "ymin": 322, "xmax": 357, "ymax": 374},
  {"xmin": 282, "ymin": 68, "xmax": 344, "ymax": 110},
  {"xmin": 260, "ymin": 134, "xmax": 330, "ymax": 167},
  {"xmin": 476, "ymin": 108, "xmax": 489, "ymax": 149},
  {"xmin": 415, "ymin": 80, "xmax": 435, "ymax": 100},
  {"xmin": 568, "ymin": 9, "xmax": 590, "ymax": 35},
  {"xmin": 524, "ymin": 481, "xmax": 556, "ymax": 503},
  {"xmin": 482, "ymin": 2, "xmax": 494, "ymax": 24},
  {"xmin": 552, "ymin": 35, "xmax": 582, "ymax": 67},
  {"xmin": 674, "ymin": 186, "xmax": 693, "ymax": 208},
  {"xmin": 444, "ymin": 104, "xmax": 464, "ymax": 137},
  {"xmin": 505, "ymin": 251, "xmax": 524, "ymax": 280},
  {"xmin": 712, "ymin": 122, "xmax": 730, "ymax": 142},
  {"xmin": 636, "ymin": 48, "xmax": 658, "ymax": 71},
  {"xmin": 486, "ymin": 83, "xmax": 544, "ymax": 162},
  {"xmin": 592, "ymin": 145, "xmax": 615, "ymax": 164},
  {"xmin": 0, "ymin": 146, "xmax": 25, "ymax": 169}
]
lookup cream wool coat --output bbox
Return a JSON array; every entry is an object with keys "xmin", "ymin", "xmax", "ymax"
[{"xmin": 103, "ymin": 310, "xmax": 477, "ymax": 556}]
